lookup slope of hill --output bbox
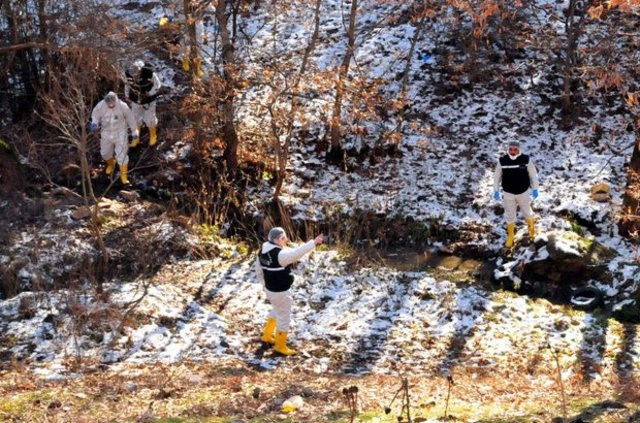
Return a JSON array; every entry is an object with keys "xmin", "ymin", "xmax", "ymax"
[{"xmin": 1, "ymin": 0, "xmax": 640, "ymax": 421}]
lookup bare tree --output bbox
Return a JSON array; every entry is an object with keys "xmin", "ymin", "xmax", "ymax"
[
  {"xmin": 328, "ymin": 0, "xmax": 359, "ymax": 161},
  {"xmin": 390, "ymin": 4, "xmax": 431, "ymax": 144},
  {"xmin": 38, "ymin": 48, "xmax": 120, "ymax": 294},
  {"xmin": 266, "ymin": 0, "xmax": 322, "ymax": 201},
  {"xmin": 216, "ymin": 0, "xmax": 241, "ymax": 174}
]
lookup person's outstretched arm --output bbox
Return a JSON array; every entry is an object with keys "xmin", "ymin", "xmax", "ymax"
[{"xmin": 278, "ymin": 235, "xmax": 323, "ymax": 267}]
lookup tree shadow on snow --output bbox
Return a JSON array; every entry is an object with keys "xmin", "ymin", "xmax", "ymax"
[
  {"xmin": 434, "ymin": 286, "xmax": 492, "ymax": 375},
  {"xmin": 340, "ymin": 275, "xmax": 416, "ymax": 374},
  {"xmin": 577, "ymin": 315, "xmax": 638, "ymax": 386},
  {"xmin": 196, "ymin": 260, "xmax": 280, "ymax": 369},
  {"xmin": 568, "ymin": 399, "xmax": 628, "ymax": 422},
  {"xmin": 577, "ymin": 313, "xmax": 609, "ymax": 383},
  {"xmin": 339, "ymin": 279, "xmax": 491, "ymax": 375},
  {"xmin": 614, "ymin": 324, "xmax": 638, "ymax": 385},
  {"xmin": 109, "ymin": 259, "xmax": 260, "ymax": 365}
]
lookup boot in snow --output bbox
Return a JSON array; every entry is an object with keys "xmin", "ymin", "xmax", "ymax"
[
  {"xmin": 274, "ymin": 331, "xmax": 296, "ymax": 356},
  {"xmin": 261, "ymin": 317, "xmax": 276, "ymax": 344},
  {"xmin": 505, "ymin": 223, "xmax": 515, "ymax": 248}
]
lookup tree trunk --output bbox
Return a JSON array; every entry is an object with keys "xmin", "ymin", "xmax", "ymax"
[
  {"xmin": 183, "ymin": 0, "xmax": 199, "ymax": 78},
  {"xmin": 620, "ymin": 129, "xmax": 640, "ymax": 237},
  {"xmin": 216, "ymin": 0, "xmax": 240, "ymax": 174},
  {"xmin": 272, "ymin": 0, "xmax": 322, "ymax": 201},
  {"xmin": 37, "ymin": 0, "xmax": 50, "ymax": 68},
  {"xmin": 392, "ymin": 14, "xmax": 426, "ymax": 139},
  {"xmin": 328, "ymin": 0, "xmax": 358, "ymax": 160},
  {"xmin": 561, "ymin": 0, "xmax": 580, "ymax": 114}
]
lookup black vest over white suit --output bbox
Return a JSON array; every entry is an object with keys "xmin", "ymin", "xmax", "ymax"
[
  {"xmin": 126, "ymin": 63, "xmax": 156, "ymax": 105},
  {"xmin": 259, "ymin": 244, "xmax": 294, "ymax": 292},
  {"xmin": 499, "ymin": 154, "xmax": 531, "ymax": 195}
]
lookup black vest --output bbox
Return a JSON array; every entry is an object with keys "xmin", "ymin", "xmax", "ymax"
[
  {"xmin": 499, "ymin": 154, "xmax": 531, "ymax": 195},
  {"xmin": 259, "ymin": 244, "xmax": 294, "ymax": 292},
  {"xmin": 126, "ymin": 64, "xmax": 155, "ymax": 105}
]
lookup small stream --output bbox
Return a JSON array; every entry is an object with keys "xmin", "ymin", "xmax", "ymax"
[{"xmin": 371, "ymin": 249, "xmax": 495, "ymax": 285}]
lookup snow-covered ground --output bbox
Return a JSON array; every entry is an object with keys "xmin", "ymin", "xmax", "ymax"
[
  {"xmin": 2, "ymin": 249, "xmax": 639, "ymax": 382},
  {"xmin": 1, "ymin": 0, "xmax": 639, "ymax": 382}
]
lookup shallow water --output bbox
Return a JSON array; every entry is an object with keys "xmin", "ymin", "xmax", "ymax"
[{"xmin": 375, "ymin": 249, "xmax": 489, "ymax": 284}]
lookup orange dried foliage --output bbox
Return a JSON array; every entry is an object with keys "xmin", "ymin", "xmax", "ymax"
[{"xmin": 588, "ymin": 5, "xmax": 605, "ymax": 19}]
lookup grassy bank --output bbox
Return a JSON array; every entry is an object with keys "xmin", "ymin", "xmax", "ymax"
[{"xmin": 1, "ymin": 361, "xmax": 638, "ymax": 422}]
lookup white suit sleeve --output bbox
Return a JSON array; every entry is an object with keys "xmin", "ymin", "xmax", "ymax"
[
  {"xmin": 91, "ymin": 102, "xmax": 103, "ymax": 126},
  {"xmin": 255, "ymin": 255, "xmax": 265, "ymax": 285},
  {"xmin": 149, "ymin": 73, "xmax": 161, "ymax": 96},
  {"xmin": 278, "ymin": 241, "xmax": 316, "ymax": 267},
  {"xmin": 124, "ymin": 74, "xmax": 131, "ymax": 99},
  {"xmin": 122, "ymin": 103, "xmax": 138, "ymax": 134},
  {"xmin": 527, "ymin": 161, "xmax": 539, "ymax": 190},
  {"xmin": 493, "ymin": 161, "xmax": 502, "ymax": 192}
]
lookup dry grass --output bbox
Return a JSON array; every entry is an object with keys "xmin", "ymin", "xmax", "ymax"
[{"xmin": 0, "ymin": 360, "xmax": 638, "ymax": 423}]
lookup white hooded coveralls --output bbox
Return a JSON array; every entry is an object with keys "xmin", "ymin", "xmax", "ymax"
[{"xmin": 91, "ymin": 93, "xmax": 137, "ymax": 165}]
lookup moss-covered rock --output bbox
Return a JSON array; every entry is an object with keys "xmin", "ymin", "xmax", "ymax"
[{"xmin": 527, "ymin": 230, "xmax": 617, "ymax": 280}]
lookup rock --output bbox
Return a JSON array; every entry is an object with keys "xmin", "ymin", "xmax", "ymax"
[
  {"xmin": 119, "ymin": 190, "xmax": 141, "ymax": 202},
  {"xmin": 591, "ymin": 192, "xmax": 610, "ymax": 202},
  {"xmin": 495, "ymin": 230, "xmax": 618, "ymax": 303},
  {"xmin": 545, "ymin": 231, "xmax": 616, "ymax": 274},
  {"xmin": 71, "ymin": 206, "xmax": 91, "ymax": 220},
  {"xmin": 47, "ymin": 399, "xmax": 62, "ymax": 409},
  {"xmin": 547, "ymin": 231, "xmax": 590, "ymax": 262},
  {"xmin": 590, "ymin": 182, "xmax": 611, "ymax": 202}
]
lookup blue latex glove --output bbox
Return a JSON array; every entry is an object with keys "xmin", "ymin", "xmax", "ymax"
[
  {"xmin": 89, "ymin": 122, "xmax": 98, "ymax": 132},
  {"xmin": 494, "ymin": 191, "xmax": 501, "ymax": 201},
  {"xmin": 531, "ymin": 188, "xmax": 539, "ymax": 200}
]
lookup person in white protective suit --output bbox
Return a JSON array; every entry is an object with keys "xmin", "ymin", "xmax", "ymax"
[
  {"xmin": 493, "ymin": 140, "xmax": 540, "ymax": 248},
  {"xmin": 90, "ymin": 92, "xmax": 139, "ymax": 184},
  {"xmin": 163, "ymin": 4, "xmax": 207, "ymax": 78},
  {"xmin": 125, "ymin": 60, "xmax": 162, "ymax": 147},
  {"xmin": 255, "ymin": 227, "xmax": 324, "ymax": 356}
]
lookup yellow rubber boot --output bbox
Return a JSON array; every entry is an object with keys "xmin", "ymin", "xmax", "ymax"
[
  {"xmin": 119, "ymin": 163, "xmax": 130, "ymax": 185},
  {"xmin": 273, "ymin": 331, "xmax": 296, "ymax": 356},
  {"xmin": 130, "ymin": 127, "xmax": 141, "ymax": 147},
  {"xmin": 505, "ymin": 223, "xmax": 515, "ymax": 248},
  {"xmin": 194, "ymin": 57, "xmax": 204, "ymax": 78},
  {"xmin": 149, "ymin": 126, "xmax": 157, "ymax": 146},
  {"xmin": 261, "ymin": 318, "xmax": 277, "ymax": 344},
  {"xmin": 105, "ymin": 158, "xmax": 116, "ymax": 175},
  {"xmin": 182, "ymin": 56, "xmax": 190, "ymax": 71},
  {"xmin": 527, "ymin": 217, "xmax": 536, "ymax": 238}
]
